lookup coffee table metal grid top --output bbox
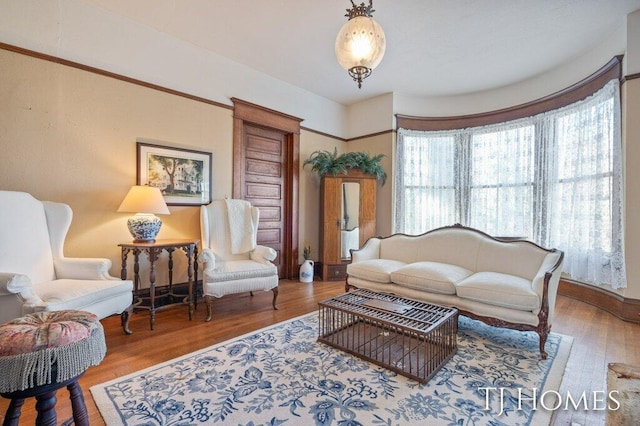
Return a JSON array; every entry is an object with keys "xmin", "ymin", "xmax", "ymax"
[{"xmin": 318, "ymin": 289, "xmax": 458, "ymax": 384}]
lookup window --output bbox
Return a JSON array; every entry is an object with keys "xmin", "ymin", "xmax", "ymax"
[{"xmin": 395, "ymin": 80, "xmax": 626, "ymax": 289}]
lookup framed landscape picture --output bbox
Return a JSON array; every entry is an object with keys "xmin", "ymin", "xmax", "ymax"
[{"xmin": 137, "ymin": 142, "xmax": 212, "ymax": 206}]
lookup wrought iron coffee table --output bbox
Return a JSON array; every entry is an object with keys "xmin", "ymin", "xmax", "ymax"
[{"xmin": 318, "ymin": 289, "xmax": 458, "ymax": 383}]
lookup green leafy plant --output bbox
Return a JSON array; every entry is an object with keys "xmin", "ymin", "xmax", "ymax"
[
  {"xmin": 303, "ymin": 148, "xmax": 387, "ymax": 185},
  {"xmin": 303, "ymin": 245, "xmax": 312, "ymax": 260}
]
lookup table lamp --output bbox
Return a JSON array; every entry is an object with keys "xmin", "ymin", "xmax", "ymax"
[{"xmin": 117, "ymin": 185, "xmax": 170, "ymax": 242}]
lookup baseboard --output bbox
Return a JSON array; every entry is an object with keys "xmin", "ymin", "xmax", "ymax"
[{"xmin": 558, "ymin": 279, "xmax": 640, "ymax": 323}]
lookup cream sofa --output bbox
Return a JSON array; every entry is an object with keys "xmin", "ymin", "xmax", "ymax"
[{"xmin": 346, "ymin": 224, "xmax": 564, "ymax": 359}]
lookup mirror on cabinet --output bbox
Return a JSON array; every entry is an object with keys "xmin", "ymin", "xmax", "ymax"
[{"xmin": 341, "ymin": 182, "xmax": 360, "ymax": 259}]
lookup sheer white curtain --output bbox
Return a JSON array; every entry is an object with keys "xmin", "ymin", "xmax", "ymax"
[
  {"xmin": 394, "ymin": 132, "xmax": 458, "ymax": 233},
  {"xmin": 544, "ymin": 80, "xmax": 625, "ymax": 288},
  {"xmin": 394, "ymin": 80, "xmax": 626, "ymax": 289}
]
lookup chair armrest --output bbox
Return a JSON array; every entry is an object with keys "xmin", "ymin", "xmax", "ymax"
[
  {"xmin": 0, "ymin": 272, "xmax": 32, "ymax": 295},
  {"xmin": 351, "ymin": 238, "xmax": 381, "ymax": 263},
  {"xmin": 531, "ymin": 250, "xmax": 564, "ymax": 323},
  {"xmin": 0, "ymin": 272, "xmax": 45, "ymax": 307},
  {"xmin": 198, "ymin": 248, "xmax": 217, "ymax": 273},
  {"xmin": 251, "ymin": 245, "xmax": 277, "ymax": 264},
  {"xmin": 54, "ymin": 257, "xmax": 116, "ymax": 280}
]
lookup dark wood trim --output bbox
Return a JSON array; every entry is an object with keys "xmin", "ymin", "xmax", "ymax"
[
  {"xmin": 231, "ymin": 98, "xmax": 302, "ymax": 134},
  {"xmin": 231, "ymin": 98, "xmax": 303, "ymax": 279},
  {"xmin": 347, "ymin": 129, "xmax": 395, "ymax": 142},
  {"xmin": 558, "ymin": 279, "xmax": 640, "ymax": 324},
  {"xmin": 301, "ymin": 127, "xmax": 396, "ymax": 143},
  {"xmin": 301, "ymin": 126, "xmax": 347, "ymax": 142},
  {"xmin": 288, "ymin": 131, "xmax": 300, "ymax": 279},
  {"xmin": 0, "ymin": 42, "xmax": 390, "ymax": 143},
  {"xmin": 396, "ymin": 56, "xmax": 623, "ymax": 131},
  {"xmin": 623, "ymin": 72, "xmax": 640, "ymax": 84},
  {"xmin": 0, "ymin": 42, "xmax": 232, "ymax": 111}
]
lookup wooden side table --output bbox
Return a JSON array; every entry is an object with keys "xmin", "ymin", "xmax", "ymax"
[{"xmin": 119, "ymin": 239, "xmax": 199, "ymax": 330}]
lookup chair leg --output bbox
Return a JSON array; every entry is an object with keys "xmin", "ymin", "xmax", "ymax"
[
  {"xmin": 34, "ymin": 390, "xmax": 58, "ymax": 426},
  {"xmin": 3, "ymin": 398, "xmax": 25, "ymax": 426},
  {"xmin": 272, "ymin": 287, "xmax": 279, "ymax": 310},
  {"xmin": 67, "ymin": 380, "xmax": 89, "ymax": 426},
  {"xmin": 205, "ymin": 295, "xmax": 214, "ymax": 322},
  {"xmin": 121, "ymin": 305, "xmax": 133, "ymax": 335},
  {"xmin": 250, "ymin": 291, "xmax": 254, "ymax": 296}
]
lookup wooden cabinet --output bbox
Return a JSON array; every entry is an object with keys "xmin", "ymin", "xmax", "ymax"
[{"xmin": 320, "ymin": 169, "xmax": 377, "ymax": 281}]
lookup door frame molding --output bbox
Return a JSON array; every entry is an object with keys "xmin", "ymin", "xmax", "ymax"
[{"xmin": 231, "ymin": 98, "xmax": 303, "ymax": 279}]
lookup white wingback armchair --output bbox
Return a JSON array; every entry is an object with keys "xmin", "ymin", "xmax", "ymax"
[
  {"xmin": 199, "ymin": 199, "xmax": 278, "ymax": 321},
  {"xmin": 0, "ymin": 190, "xmax": 134, "ymax": 333}
]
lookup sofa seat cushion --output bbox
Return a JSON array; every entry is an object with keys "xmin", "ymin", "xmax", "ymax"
[
  {"xmin": 390, "ymin": 262, "xmax": 473, "ymax": 295},
  {"xmin": 347, "ymin": 259, "xmax": 407, "ymax": 284},
  {"xmin": 456, "ymin": 272, "xmax": 540, "ymax": 311}
]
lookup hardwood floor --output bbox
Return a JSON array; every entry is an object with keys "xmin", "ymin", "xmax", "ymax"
[{"xmin": 1, "ymin": 280, "xmax": 638, "ymax": 425}]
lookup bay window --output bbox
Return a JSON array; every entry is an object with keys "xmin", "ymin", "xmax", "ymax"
[{"xmin": 394, "ymin": 79, "xmax": 625, "ymax": 289}]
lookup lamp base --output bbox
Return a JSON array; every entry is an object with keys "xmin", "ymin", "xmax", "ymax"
[{"xmin": 127, "ymin": 214, "xmax": 162, "ymax": 243}]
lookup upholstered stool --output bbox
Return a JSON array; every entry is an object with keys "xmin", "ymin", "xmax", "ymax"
[{"xmin": 0, "ymin": 310, "xmax": 106, "ymax": 426}]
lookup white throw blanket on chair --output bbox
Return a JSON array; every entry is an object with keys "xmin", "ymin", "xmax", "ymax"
[{"xmin": 225, "ymin": 198, "xmax": 256, "ymax": 254}]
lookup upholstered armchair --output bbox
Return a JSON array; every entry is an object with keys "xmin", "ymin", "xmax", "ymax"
[
  {"xmin": 199, "ymin": 199, "xmax": 279, "ymax": 321},
  {"xmin": 0, "ymin": 190, "xmax": 133, "ymax": 333}
]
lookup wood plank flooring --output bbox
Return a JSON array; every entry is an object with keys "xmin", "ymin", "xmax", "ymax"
[{"xmin": 0, "ymin": 280, "xmax": 638, "ymax": 425}]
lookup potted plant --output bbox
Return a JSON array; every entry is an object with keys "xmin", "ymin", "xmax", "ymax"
[
  {"xmin": 300, "ymin": 245, "xmax": 314, "ymax": 283},
  {"xmin": 303, "ymin": 148, "xmax": 387, "ymax": 185},
  {"xmin": 303, "ymin": 245, "xmax": 312, "ymax": 260}
]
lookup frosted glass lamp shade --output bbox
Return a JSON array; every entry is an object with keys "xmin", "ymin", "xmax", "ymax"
[
  {"xmin": 335, "ymin": 15, "xmax": 386, "ymax": 88},
  {"xmin": 117, "ymin": 185, "xmax": 170, "ymax": 242}
]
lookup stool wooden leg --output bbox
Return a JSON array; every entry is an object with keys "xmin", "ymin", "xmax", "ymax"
[
  {"xmin": 67, "ymin": 380, "xmax": 89, "ymax": 426},
  {"xmin": 34, "ymin": 390, "xmax": 57, "ymax": 426},
  {"xmin": 2, "ymin": 398, "xmax": 25, "ymax": 426}
]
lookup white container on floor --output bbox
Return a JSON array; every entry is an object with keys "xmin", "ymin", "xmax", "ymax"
[{"xmin": 300, "ymin": 260, "xmax": 314, "ymax": 283}]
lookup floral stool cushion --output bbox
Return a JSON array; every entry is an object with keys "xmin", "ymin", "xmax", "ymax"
[{"xmin": 0, "ymin": 310, "xmax": 106, "ymax": 393}]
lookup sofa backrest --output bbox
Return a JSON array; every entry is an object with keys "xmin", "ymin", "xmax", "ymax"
[
  {"xmin": 476, "ymin": 238, "xmax": 550, "ymax": 280},
  {"xmin": 378, "ymin": 225, "xmax": 553, "ymax": 280},
  {"xmin": 0, "ymin": 191, "xmax": 57, "ymax": 284},
  {"xmin": 379, "ymin": 227, "xmax": 483, "ymax": 272}
]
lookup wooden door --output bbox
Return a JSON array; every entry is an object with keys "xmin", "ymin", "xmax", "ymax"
[
  {"xmin": 241, "ymin": 124, "xmax": 287, "ymax": 275},
  {"xmin": 232, "ymin": 98, "xmax": 302, "ymax": 279}
]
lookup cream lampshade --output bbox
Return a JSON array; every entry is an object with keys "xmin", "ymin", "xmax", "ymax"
[{"xmin": 117, "ymin": 185, "xmax": 170, "ymax": 242}]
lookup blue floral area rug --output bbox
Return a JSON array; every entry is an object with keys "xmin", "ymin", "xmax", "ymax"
[{"xmin": 91, "ymin": 313, "xmax": 572, "ymax": 425}]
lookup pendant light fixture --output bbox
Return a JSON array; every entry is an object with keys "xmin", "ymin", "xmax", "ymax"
[{"xmin": 335, "ymin": 0, "xmax": 386, "ymax": 89}]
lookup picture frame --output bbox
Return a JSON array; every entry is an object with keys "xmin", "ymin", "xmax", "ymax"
[{"xmin": 137, "ymin": 142, "xmax": 212, "ymax": 206}]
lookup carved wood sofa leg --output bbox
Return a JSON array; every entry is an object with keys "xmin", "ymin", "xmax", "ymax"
[
  {"xmin": 345, "ymin": 278, "xmax": 355, "ymax": 293},
  {"xmin": 538, "ymin": 327, "xmax": 550, "ymax": 360},
  {"xmin": 272, "ymin": 287, "xmax": 279, "ymax": 310},
  {"xmin": 205, "ymin": 295, "xmax": 214, "ymax": 322}
]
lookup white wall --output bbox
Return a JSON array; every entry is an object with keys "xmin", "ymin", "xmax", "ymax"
[
  {"xmin": 626, "ymin": 9, "xmax": 640, "ymax": 75},
  {"xmin": 0, "ymin": 0, "xmax": 348, "ymax": 138},
  {"xmin": 346, "ymin": 93, "xmax": 394, "ymax": 139}
]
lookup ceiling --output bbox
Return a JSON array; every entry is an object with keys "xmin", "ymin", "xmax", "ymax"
[{"xmin": 83, "ymin": 0, "xmax": 640, "ymax": 106}]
